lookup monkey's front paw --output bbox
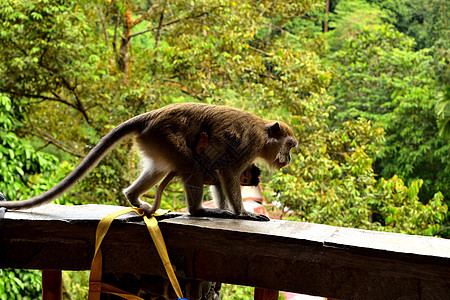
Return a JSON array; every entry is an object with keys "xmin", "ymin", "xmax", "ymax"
[{"xmin": 238, "ymin": 212, "xmax": 270, "ymax": 222}]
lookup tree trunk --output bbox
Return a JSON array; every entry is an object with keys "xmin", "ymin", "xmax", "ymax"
[
  {"xmin": 324, "ymin": 0, "xmax": 330, "ymax": 33},
  {"xmin": 118, "ymin": 10, "xmax": 132, "ymax": 82}
]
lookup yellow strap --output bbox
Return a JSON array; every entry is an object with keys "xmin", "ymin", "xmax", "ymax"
[
  {"xmin": 101, "ymin": 283, "xmax": 144, "ymax": 300},
  {"xmin": 88, "ymin": 208, "xmax": 184, "ymax": 300},
  {"xmin": 143, "ymin": 214, "xmax": 184, "ymax": 298}
]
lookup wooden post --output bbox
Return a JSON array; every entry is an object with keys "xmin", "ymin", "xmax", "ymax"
[
  {"xmin": 254, "ymin": 288, "xmax": 279, "ymax": 300},
  {"xmin": 42, "ymin": 270, "xmax": 62, "ymax": 300}
]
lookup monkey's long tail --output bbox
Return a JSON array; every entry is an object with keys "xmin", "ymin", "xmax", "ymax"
[{"xmin": 1, "ymin": 116, "xmax": 146, "ymax": 210}]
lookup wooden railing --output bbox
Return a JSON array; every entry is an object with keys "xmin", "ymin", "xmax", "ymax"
[{"xmin": 1, "ymin": 204, "xmax": 449, "ymax": 299}]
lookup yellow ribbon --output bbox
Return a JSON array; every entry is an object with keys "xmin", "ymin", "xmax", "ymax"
[{"xmin": 88, "ymin": 207, "xmax": 184, "ymax": 300}]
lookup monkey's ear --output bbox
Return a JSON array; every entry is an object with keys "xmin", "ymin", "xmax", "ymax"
[{"xmin": 265, "ymin": 122, "xmax": 281, "ymax": 137}]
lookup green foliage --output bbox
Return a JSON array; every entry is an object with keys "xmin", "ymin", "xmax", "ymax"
[
  {"xmin": 436, "ymin": 86, "xmax": 450, "ymax": 138},
  {"xmin": 326, "ymin": 0, "xmax": 389, "ymax": 51},
  {"xmin": 0, "ymin": 0, "xmax": 107, "ymax": 102},
  {"xmin": 330, "ymin": 24, "xmax": 450, "ymax": 202},
  {"xmin": 0, "ymin": 0, "xmax": 149, "ymax": 205},
  {"xmin": 373, "ymin": 176, "xmax": 447, "ymax": 235},
  {"xmin": 0, "ymin": 270, "xmax": 41, "ymax": 300},
  {"xmin": 369, "ymin": 0, "xmax": 449, "ymax": 50},
  {"xmin": 221, "ymin": 284, "xmax": 254, "ymax": 300},
  {"xmin": 0, "ymin": 94, "xmax": 62, "ymax": 200},
  {"xmin": 367, "ymin": 0, "xmax": 449, "ymax": 98},
  {"xmin": 62, "ymin": 271, "xmax": 89, "ymax": 299}
]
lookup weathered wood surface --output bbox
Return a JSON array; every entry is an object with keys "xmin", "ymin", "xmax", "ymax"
[{"xmin": 1, "ymin": 204, "xmax": 449, "ymax": 299}]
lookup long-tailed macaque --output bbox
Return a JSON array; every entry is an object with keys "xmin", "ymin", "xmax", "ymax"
[{"xmin": 0, "ymin": 103, "xmax": 298, "ymax": 221}]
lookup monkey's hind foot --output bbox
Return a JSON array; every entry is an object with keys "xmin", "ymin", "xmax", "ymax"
[
  {"xmin": 192, "ymin": 208, "xmax": 270, "ymax": 221},
  {"xmin": 191, "ymin": 207, "xmax": 235, "ymax": 219},
  {"xmin": 139, "ymin": 202, "xmax": 157, "ymax": 218},
  {"xmin": 237, "ymin": 211, "xmax": 270, "ymax": 222}
]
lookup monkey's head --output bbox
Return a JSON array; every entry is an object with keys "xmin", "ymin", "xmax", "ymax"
[{"xmin": 262, "ymin": 121, "xmax": 298, "ymax": 169}]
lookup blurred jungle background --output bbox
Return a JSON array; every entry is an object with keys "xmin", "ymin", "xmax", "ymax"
[{"xmin": 0, "ymin": 0, "xmax": 448, "ymax": 298}]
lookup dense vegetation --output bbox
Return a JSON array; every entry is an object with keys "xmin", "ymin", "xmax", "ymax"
[{"xmin": 0, "ymin": 0, "xmax": 448, "ymax": 298}]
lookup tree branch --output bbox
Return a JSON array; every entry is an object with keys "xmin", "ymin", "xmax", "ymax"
[
  {"xmin": 2, "ymin": 89, "xmax": 91, "ymax": 124},
  {"xmin": 113, "ymin": 8, "xmax": 120, "ymax": 58},
  {"xmin": 248, "ymin": 45, "xmax": 272, "ymax": 56},
  {"xmin": 268, "ymin": 22, "xmax": 296, "ymax": 36},
  {"xmin": 32, "ymin": 127, "xmax": 83, "ymax": 158},
  {"xmin": 97, "ymin": 4, "xmax": 109, "ymax": 46},
  {"xmin": 436, "ymin": 226, "xmax": 450, "ymax": 235},
  {"xmin": 57, "ymin": 78, "xmax": 91, "ymax": 124},
  {"xmin": 129, "ymin": 11, "xmax": 209, "ymax": 38},
  {"xmin": 35, "ymin": 142, "xmax": 51, "ymax": 152},
  {"xmin": 162, "ymin": 79, "xmax": 203, "ymax": 101},
  {"xmin": 155, "ymin": 9, "xmax": 165, "ymax": 48},
  {"xmin": 243, "ymin": 68, "xmax": 278, "ymax": 81},
  {"xmin": 132, "ymin": 2, "xmax": 160, "ymax": 26},
  {"xmin": 1, "ymin": 90, "xmax": 77, "ymax": 110}
]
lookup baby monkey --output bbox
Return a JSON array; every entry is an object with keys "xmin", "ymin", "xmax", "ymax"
[{"xmin": 1, "ymin": 103, "xmax": 297, "ymax": 221}]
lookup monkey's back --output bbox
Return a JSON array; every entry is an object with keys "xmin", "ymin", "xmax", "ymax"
[{"xmin": 136, "ymin": 103, "xmax": 267, "ymax": 171}]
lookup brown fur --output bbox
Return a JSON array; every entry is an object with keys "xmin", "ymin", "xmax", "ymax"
[{"xmin": 1, "ymin": 103, "xmax": 297, "ymax": 221}]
